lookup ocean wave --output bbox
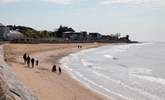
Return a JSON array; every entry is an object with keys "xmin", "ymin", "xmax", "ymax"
[
  {"xmin": 114, "ymin": 45, "xmax": 132, "ymax": 52},
  {"xmin": 59, "ymin": 42, "xmax": 163, "ymax": 100},
  {"xmin": 77, "ymin": 70, "xmax": 159, "ymax": 100},
  {"xmin": 104, "ymin": 54, "xmax": 117, "ymax": 60},
  {"xmin": 113, "ymin": 42, "xmax": 153, "ymax": 52},
  {"xmin": 129, "ymin": 68, "xmax": 152, "ymax": 75},
  {"xmin": 81, "ymin": 59, "xmax": 94, "ymax": 67},
  {"xmin": 60, "ymin": 57, "xmax": 133, "ymax": 100},
  {"xmin": 74, "ymin": 71, "xmax": 133, "ymax": 100},
  {"xmin": 92, "ymin": 70, "xmax": 161, "ymax": 100},
  {"xmin": 132, "ymin": 74, "xmax": 165, "ymax": 85}
]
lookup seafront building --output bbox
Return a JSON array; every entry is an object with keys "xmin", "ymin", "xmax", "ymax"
[
  {"xmin": 0, "ymin": 23, "xmax": 10, "ymax": 40},
  {"xmin": 0, "ymin": 23, "xmax": 132, "ymax": 43},
  {"xmin": 7, "ymin": 30, "xmax": 24, "ymax": 41},
  {"xmin": 88, "ymin": 33, "xmax": 102, "ymax": 40},
  {"xmin": 0, "ymin": 23, "xmax": 24, "ymax": 41},
  {"xmin": 62, "ymin": 31, "xmax": 87, "ymax": 41}
]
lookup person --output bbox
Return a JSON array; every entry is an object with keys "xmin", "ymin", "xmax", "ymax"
[
  {"xmin": 26, "ymin": 56, "xmax": 30, "ymax": 68},
  {"xmin": 23, "ymin": 53, "xmax": 27, "ymax": 64},
  {"xmin": 58, "ymin": 67, "xmax": 62, "ymax": 74},
  {"xmin": 4, "ymin": 58, "xmax": 7, "ymax": 62},
  {"xmin": 36, "ymin": 60, "xmax": 38, "ymax": 66},
  {"xmin": 31, "ymin": 58, "xmax": 35, "ymax": 68},
  {"xmin": 52, "ymin": 65, "xmax": 56, "ymax": 72}
]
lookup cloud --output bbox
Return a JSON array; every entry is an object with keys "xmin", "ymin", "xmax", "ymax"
[
  {"xmin": 40, "ymin": 0, "xmax": 75, "ymax": 5},
  {"xmin": 40, "ymin": 0, "xmax": 89, "ymax": 5},
  {"xmin": 0, "ymin": 0, "xmax": 75, "ymax": 4},
  {"xmin": 0, "ymin": 0, "xmax": 19, "ymax": 3},
  {"xmin": 100, "ymin": 0, "xmax": 165, "ymax": 7}
]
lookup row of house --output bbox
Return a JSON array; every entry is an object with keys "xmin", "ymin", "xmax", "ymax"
[
  {"xmin": 0, "ymin": 23, "xmax": 24, "ymax": 41},
  {"xmin": 61, "ymin": 31, "xmax": 130, "ymax": 42},
  {"xmin": 0, "ymin": 23, "xmax": 130, "ymax": 43},
  {"xmin": 63, "ymin": 31, "xmax": 87, "ymax": 41},
  {"xmin": 62, "ymin": 31, "xmax": 103, "ymax": 41}
]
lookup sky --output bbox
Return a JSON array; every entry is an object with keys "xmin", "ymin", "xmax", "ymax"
[{"xmin": 0, "ymin": 0, "xmax": 165, "ymax": 41}]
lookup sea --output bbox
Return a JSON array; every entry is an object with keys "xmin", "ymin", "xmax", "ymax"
[{"xmin": 60, "ymin": 42, "xmax": 165, "ymax": 100}]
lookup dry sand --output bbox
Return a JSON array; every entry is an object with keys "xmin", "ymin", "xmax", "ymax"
[{"xmin": 4, "ymin": 43, "xmax": 110, "ymax": 100}]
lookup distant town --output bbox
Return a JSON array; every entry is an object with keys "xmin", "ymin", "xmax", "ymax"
[{"xmin": 0, "ymin": 23, "xmax": 137, "ymax": 43}]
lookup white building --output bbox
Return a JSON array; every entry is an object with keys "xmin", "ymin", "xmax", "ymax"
[
  {"xmin": 7, "ymin": 30, "xmax": 24, "ymax": 40},
  {"xmin": 88, "ymin": 32, "xmax": 102, "ymax": 40},
  {"xmin": 0, "ymin": 23, "xmax": 10, "ymax": 40}
]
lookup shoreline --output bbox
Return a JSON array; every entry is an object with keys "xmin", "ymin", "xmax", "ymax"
[
  {"xmin": 4, "ymin": 43, "xmax": 111, "ymax": 100},
  {"xmin": 58, "ymin": 45, "xmax": 113, "ymax": 99},
  {"xmin": 59, "ymin": 55, "xmax": 112, "ymax": 100}
]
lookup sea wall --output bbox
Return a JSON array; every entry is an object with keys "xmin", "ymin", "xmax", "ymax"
[{"xmin": 0, "ymin": 45, "xmax": 38, "ymax": 100}]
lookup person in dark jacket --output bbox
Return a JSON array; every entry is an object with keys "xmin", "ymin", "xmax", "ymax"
[
  {"xmin": 26, "ymin": 56, "xmax": 30, "ymax": 68},
  {"xmin": 59, "ymin": 67, "xmax": 62, "ymax": 74},
  {"xmin": 23, "ymin": 53, "xmax": 27, "ymax": 64},
  {"xmin": 36, "ymin": 60, "xmax": 38, "ymax": 66},
  {"xmin": 31, "ymin": 58, "xmax": 35, "ymax": 68},
  {"xmin": 52, "ymin": 65, "xmax": 56, "ymax": 72}
]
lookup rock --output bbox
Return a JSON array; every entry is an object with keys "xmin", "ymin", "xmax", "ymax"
[
  {"xmin": 0, "ymin": 75, "xmax": 8, "ymax": 99},
  {"xmin": 0, "ymin": 76, "xmax": 8, "ymax": 100},
  {"xmin": 5, "ymin": 92, "xmax": 16, "ymax": 100},
  {"xmin": 0, "ymin": 75, "xmax": 16, "ymax": 100}
]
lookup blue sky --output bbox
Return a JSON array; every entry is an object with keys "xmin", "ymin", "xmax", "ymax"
[{"xmin": 0, "ymin": 0, "xmax": 165, "ymax": 41}]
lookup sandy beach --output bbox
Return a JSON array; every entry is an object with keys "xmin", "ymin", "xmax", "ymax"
[{"xmin": 4, "ymin": 43, "xmax": 110, "ymax": 100}]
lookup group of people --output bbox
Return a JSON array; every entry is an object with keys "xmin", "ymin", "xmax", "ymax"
[
  {"xmin": 78, "ymin": 45, "xmax": 82, "ymax": 48},
  {"xmin": 52, "ymin": 64, "xmax": 62, "ymax": 74},
  {"xmin": 23, "ymin": 53, "xmax": 62, "ymax": 74},
  {"xmin": 23, "ymin": 53, "xmax": 38, "ymax": 68}
]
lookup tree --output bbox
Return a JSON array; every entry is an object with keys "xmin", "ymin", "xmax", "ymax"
[
  {"xmin": 55, "ymin": 25, "xmax": 75, "ymax": 38},
  {"xmin": 6, "ymin": 25, "xmax": 76, "ymax": 39},
  {"xmin": 110, "ymin": 33, "xmax": 121, "ymax": 39},
  {"xmin": 126, "ymin": 35, "xmax": 129, "ymax": 40}
]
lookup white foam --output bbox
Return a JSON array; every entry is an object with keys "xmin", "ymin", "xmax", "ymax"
[
  {"xmin": 74, "ymin": 70, "xmax": 133, "ymax": 100},
  {"xmin": 61, "ymin": 65, "xmax": 115, "ymax": 99},
  {"xmin": 104, "ymin": 54, "xmax": 114, "ymax": 59},
  {"xmin": 81, "ymin": 59, "xmax": 94, "ymax": 67},
  {"xmin": 133, "ymin": 74, "xmax": 165, "ymax": 86},
  {"xmin": 60, "ymin": 56, "xmax": 131, "ymax": 100},
  {"xmin": 92, "ymin": 70, "xmax": 161, "ymax": 100},
  {"xmin": 129, "ymin": 68, "xmax": 152, "ymax": 75}
]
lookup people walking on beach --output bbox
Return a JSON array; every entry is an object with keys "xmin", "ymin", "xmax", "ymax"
[
  {"xmin": 36, "ymin": 60, "xmax": 38, "ymax": 66},
  {"xmin": 26, "ymin": 56, "xmax": 30, "ymax": 68},
  {"xmin": 78, "ymin": 45, "xmax": 82, "ymax": 48},
  {"xmin": 52, "ymin": 65, "xmax": 56, "ymax": 72},
  {"xmin": 59, "ymin": 67, "xmax": 62, "ymax": 74},
  {"xmin": 31, "ymin": 58, "xmax": 35, "ymax": 68},
  {"xmin": 23, "ymin": 53, "xmax": 27, "ymax": 64},
  {"xmin": 4, "ymin": 58, "xmax": 7, "ymax": 62}
]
